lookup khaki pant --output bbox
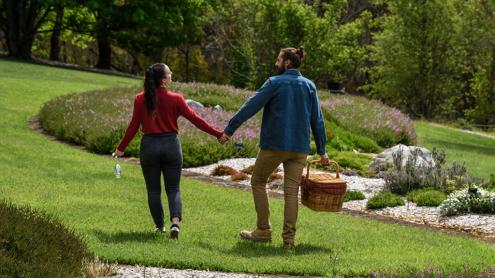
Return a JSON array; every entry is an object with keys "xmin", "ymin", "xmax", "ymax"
[{"xmin": 250, "ymin": 149, "xmax": 307, "ymax": 243}]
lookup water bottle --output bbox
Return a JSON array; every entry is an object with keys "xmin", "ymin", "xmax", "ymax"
[
  {"xmin": 112, "ymin": 152, "xmax": 122, "ymax": 178},
  {"xmin": 234, "ymin": 142, "xmax": 244, "ymax": 150}
]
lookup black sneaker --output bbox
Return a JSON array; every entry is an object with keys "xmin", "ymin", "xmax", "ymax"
[{"xmin": 170, "ymin": 224, "xmax": 180, "ymax": 239}]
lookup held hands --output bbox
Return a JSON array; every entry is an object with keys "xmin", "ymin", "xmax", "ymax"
[{"xmin": 218, "ymin": 132, "xmax": 231, "ymax": 145}]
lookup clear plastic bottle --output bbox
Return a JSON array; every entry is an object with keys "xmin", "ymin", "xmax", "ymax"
[{"xmin": 112, "ymin": 153, "xmax": 122, "ymax": 178}]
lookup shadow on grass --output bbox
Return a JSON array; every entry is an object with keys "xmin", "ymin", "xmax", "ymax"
[
  {"xmin": 93, "ymin": 229, "xmax": 165, "ymax": 243},
  {"xmin": 196, "ymin": 240, "xmax": 333, "ymax": 258}
]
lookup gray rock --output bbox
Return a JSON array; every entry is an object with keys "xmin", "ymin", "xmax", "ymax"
[
  {"xmin": 213, "ymin": 104, "xmax": 222, "ymax": 111},
  {"xmin": 369, "ymin": 144, "xmax": 435, "ymax": 174},
  {"xmin": 186, "ymin": 99, "xmax": 204, "ymax": 109}
]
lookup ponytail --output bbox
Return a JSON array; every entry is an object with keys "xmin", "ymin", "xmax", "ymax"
[
  {"xmin": 280, "ymin": 47, "xmax": 304, "ymax": 68},
  {"xmin": 143, "ymin": 63, "xmax": 168, "ymax": 113}
]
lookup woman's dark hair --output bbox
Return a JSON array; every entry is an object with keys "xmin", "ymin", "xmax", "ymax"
[
  {"xmin": 144, "ymin": 63, "xmax": 168, "ymax": 112},
  {"xmin": 280, "ymin": 47, "xmax": 305, "ymax": 68}
]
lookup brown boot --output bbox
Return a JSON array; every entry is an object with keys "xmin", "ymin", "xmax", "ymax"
[{"xmin": 239, "ymin": 228, "xmax": 272, "ymax": 242}]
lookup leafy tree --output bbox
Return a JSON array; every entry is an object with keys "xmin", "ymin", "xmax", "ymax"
[
  {"xmin": 369, "ymin": 0, "xmax": 462, "ymax": 119},
  {"xmin": 0, "ymin": 0, "xmax": 58, "ymax": 59},
  {"xmin": 457, "ymin": 0, "xmax": 495, "ymax": 125}
]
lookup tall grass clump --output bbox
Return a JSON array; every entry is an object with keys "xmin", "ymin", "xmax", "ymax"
[
  {"xmin": 0, "ymin": 201, "xmax": 90, "ymax": 278},
  {"xmin": 321, "ymin": 93, "xmax": 416, "ymax": 147}
]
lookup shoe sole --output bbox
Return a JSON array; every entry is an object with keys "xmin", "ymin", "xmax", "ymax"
[
  {"xmin": 170, "ymin": 229, "xmax": 179, "ymax": 239},
  {"xmin": 239, "ymin": 233, "xmax": 271, "ymax": 243}
]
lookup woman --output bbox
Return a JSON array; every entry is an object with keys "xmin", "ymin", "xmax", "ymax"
[{"xmin": 114, "ymin": 63, "xmax": 223, "ymax": 239}]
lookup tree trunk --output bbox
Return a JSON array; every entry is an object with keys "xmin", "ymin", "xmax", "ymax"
[
  {"xmin": 95, "ymin": 16, "xmax": 111, "ymax": 69},
  {"xmin": 4, "ymin": 0, "xmax": 43, "ymax": 60},
  {"xmin": 49, "ymin": 5, "xmax": 64, "ymax": 61},
  {"xmin": 183, "ymin": 46, "xmax": 191, "ymax": 82}
]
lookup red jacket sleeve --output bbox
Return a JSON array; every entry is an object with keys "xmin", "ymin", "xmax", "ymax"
[
  {"xmin": 117, "ymin": 96, "xmax": 142, "ymax": 152},
  {"xmin": 177, "ymin": 96, "xmax": 223, "ymax": 138}
]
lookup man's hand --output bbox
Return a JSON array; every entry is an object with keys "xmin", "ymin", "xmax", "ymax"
[
  {"xmin": 113, "ymin": 150, "xmax": 124, "ymax": 157},
  {"xmin": 218, "ymin": 133, "xmax": 231, "ymax": 145},
  {"xmin": 319, "ymin": 153, "xmax": 329, "ymax": 165}
]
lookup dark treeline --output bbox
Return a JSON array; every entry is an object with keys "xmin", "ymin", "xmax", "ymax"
[{"xmin": 0, "ymin": 0, "xmax": 494, "ymax": 125}]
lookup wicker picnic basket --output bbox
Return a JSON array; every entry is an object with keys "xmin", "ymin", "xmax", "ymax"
[{"xmin": 300, "ymin": 160, "xmax": 347, "ymax": 212}]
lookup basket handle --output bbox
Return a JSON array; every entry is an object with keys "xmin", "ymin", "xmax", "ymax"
[{"xmin": 305, "ymin": 160, "xmax": 340, "ymax": 180}]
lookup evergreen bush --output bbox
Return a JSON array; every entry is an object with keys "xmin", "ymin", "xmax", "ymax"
[{"xmin": 0, "ymin": 201, "xmax": 90, "ymax": 278}]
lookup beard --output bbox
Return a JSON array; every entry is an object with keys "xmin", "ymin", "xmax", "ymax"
[{"xmin": 275, "ymin": 65, "xmax": 285, "ymax": 75}]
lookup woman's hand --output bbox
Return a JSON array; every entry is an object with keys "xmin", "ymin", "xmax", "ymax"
[
  {"xmin": 218, "ymin": 133, "xmax": 231, "ymax": 145},
  {"xmin": 113, "ymin": 149, "xmax": 124, "ymax": 157}
]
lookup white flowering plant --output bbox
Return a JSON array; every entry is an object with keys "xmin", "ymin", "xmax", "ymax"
[{"xmin": 439, "ymin": 185, "xmax": 495, "ymax": 216}]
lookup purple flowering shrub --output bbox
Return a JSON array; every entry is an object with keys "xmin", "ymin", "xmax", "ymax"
[
  {"xmin": 320, "ymin": 93, "xmax": 416, "ymax": 147},
  {"xmin": 38, "ymin": 85, "xmax": 260, "ymax": 167},
  {"xmin": 38, "ymin": 82, "xmax": 417, "ymax": 167}
]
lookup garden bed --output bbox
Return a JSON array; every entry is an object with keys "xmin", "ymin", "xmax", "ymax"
[{"xmin": 185, "ymin": 158, "xmax": 495, "ymax": 242}]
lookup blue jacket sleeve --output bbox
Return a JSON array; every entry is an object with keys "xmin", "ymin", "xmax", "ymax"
[
  {"xmin": 224, "ymin": 79, "xmax": 274, "ymax": 135},
  {"xmin": 310, "ymin": 88, "xmax": 327, "ymax": 155}
]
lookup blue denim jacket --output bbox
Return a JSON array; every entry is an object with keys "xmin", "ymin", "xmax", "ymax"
[{"xmin": 224, "ymin": 69, "xmax": 327, "ymax": 155}]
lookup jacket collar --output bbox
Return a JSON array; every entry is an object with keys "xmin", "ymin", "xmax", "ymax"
[{"xmin": 283, "ymin": 69, "xmax": 301, "ymax": 76}]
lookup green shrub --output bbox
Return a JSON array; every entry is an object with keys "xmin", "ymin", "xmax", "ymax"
[
  {"xmin": 406, "ymin": 188, "xmax": 447, "ymax": 207},
  {"xmin": 0, "ymin": 201, "xmax": 90, "ymax": 278},
  {"xmin": 452, "ymin": 118, "xmax": 473, "ymax": 131},
  {"xmin": 344, "ymin": 190, "xmax": 366, "ymax": 202},
  {"xmin": 481, "ymin": 174, "xmax": 495, "ymax": 191},
  {"xmin": 309, "ymin": 151, "xmax": 372, "ymax": 177},
  {"xmin": 366, "ymin": 192, "xmax": 405, "ymax": 209},
  {"xmin": 327, "ymin": 121, "xmax": 382, "ymax": 153}
]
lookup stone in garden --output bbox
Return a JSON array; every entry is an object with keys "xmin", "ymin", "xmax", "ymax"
[
  {"xmin": 213, "ymin": 104, "xmax": 222, "ymax": 111},
  {"xmin": 369, "ymin": 144, "xmax": 435, "ymax": 173},
  {"xmin": 186, "ymin": 99, "xmax": 204, "ymax": 109}
]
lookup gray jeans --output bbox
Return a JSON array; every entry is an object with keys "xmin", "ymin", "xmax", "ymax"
[{"xmin": 140, "ymin": 133, "xmax": 183, "ymax": 229}]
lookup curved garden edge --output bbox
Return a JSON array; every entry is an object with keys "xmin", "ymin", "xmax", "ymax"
[{"xmin": 28, "ymin": 116, "xmax": 495, "ymax": 247}]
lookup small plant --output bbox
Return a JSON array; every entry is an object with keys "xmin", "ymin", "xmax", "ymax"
[
  {"xmin": 366, "ymin": 192, "xmax": 405, "ymax": 209},
  {"xmin": 439, "ymin": 186, "xmax": 495, "ymax": 216},
  {"xmin": 383, "ymin": 147, "xmax": 481, "ymax": 194},
  {"xmin": 481, "ymin": 174, "xmax": 495, "ymax": 191},
  {"xmin": 83, "ymin": 257, "xmax": 117, "ymax": 278},
  {"xmin": 406, "ymin": 188, "xmax": 447, "ymax": 207},
  {"xmin": 452, "ymin": 118, "xmax": 473, "ymax": 131},
  {"xmin": 344, "ymin": 190, "xmax": 366, "ymax": 202}
]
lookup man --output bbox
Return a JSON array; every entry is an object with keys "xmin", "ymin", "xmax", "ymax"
[{"xmin": 219, "ymin": 47, "xmax": 328, "ymax": 248}]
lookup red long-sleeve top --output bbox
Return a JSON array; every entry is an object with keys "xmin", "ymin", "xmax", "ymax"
[{"xmin": 117, "ymin": 87, "xmax": 223, "ymax": 152}]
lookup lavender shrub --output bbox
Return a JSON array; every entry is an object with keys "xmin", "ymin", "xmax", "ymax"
[{"xmin": 321, "ymin": 94, "xmax": 416, "ymax": 147}]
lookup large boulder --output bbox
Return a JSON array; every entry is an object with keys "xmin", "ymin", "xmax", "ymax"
[{"xmin": 369, "ymin": 144, "xmax": 435, "ymax": 174}]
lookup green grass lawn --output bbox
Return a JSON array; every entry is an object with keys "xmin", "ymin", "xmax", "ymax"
[
  {"xmin": 1, "ymin": 59, "xmax": 495, "ymax": 276},
  {"xmin": 414, "ymin": 121, "xmax": 495, "ymax": 180}
]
